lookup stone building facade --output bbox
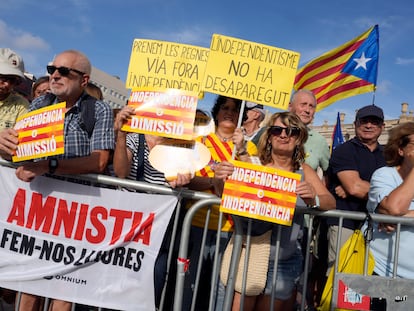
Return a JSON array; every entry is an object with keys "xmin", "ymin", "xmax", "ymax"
[
  {"xmin": 309, "ymin": 103, "xmax": 414, "ymax": 147},
  {"xmin": 89, "ymin": 66, "xmax": 129, "ymax": 110}
]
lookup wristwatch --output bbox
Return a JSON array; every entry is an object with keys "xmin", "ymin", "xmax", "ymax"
[
  {"xmin": 308, "ymin": 194, "xmax": 320, "ymax": 209},
  {"xmin": 49, "ymin": 159, "xmax": 59, "ymax": 174}
]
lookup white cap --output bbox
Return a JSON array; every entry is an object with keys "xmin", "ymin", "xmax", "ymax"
[{"xmin": 0, "ymin": 48, "xmax": 25, "ymax": 79}]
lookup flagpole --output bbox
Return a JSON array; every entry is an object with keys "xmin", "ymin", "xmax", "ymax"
[{"xmin": 371, "ymin": 90, "xmax": 376, "ymax": 105}]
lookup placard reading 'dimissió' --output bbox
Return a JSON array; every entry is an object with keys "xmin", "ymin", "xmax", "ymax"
[
  {"xmin": 202, "ymin": 34, "xmax": 300, "ymax": 110},
  {"xmin": 12, "ymin": 102, "xmax": 66, "ymax": 162},
  {"xmin": 126, "ymin": 39, "xmax": 209, "ymax": 95},
  {"xmin": 220, "ymin": 160, "xmax": 301, "ymax": 226},
  {"xmin": 122, "ymin": 88, "xmax": 198, "ymax": 140}
]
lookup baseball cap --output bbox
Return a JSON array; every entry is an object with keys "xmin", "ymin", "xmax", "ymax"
[
  {"xmin": 355, "ymin": 105, "xmax": 384, "ymax": 121},
  {"xmin": 0, "ymin": 48, "xmax": 25, "ymax": 79},
  {"xmin": 245, "ymin": 101, "xmax": 265, "ymax": 116}
]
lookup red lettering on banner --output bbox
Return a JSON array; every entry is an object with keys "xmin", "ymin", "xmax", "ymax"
[
  {"xmin": 86, "ymin": 206, "xmax": 107, "ymax": 243},
  {"xmin": 74, "ymin": 204, "xmax": 89, "ymax": 240},
  {"xmin": 6, "ymin": 190, "xmax": 155, "ymax": 245},
  {"xmin": 132, "ymin": 213, "xmax": 154, "ymax": 245},
  {"xmin": 110, "ymin": 209, "xmax": 133, "ymax": 245},
  {"xmin": 124, "ymin": 211, "xmax": 143, "ymax": 243},
  {"xmin": 27, "ymin": 192, "xmax": 56, "ymax": 232},
  {"xmin": 7, "ymin": 188, "xmax": 26, "ymax": 226}
]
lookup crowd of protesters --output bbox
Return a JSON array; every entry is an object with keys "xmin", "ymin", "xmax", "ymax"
[{"xmin": 0, "ymin": 47, "xmax": 411, "ymax": 311}]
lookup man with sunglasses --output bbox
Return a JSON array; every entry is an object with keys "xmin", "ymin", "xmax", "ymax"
[
  {"xmin": 1, "ymin": 50, "xmax": 114, "ymax": 181},
  {"xmin": 0, "ymin": 50, "xmax": 114, "ymax": 311},
  {"xmin": 325, "ymin": 104, "xmax": 386, "ymax": 277}
]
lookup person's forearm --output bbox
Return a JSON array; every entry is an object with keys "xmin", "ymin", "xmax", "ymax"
[{"xmin": 113, "ymin": 131, "xmax": 131, "ymax": 178}]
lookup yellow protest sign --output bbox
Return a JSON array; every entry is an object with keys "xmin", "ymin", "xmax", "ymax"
[
  {"xmin": 126, "ymin": 39, "xmax": 209, "ymax": 95},
  {"xmin": 220, "ymin": 160, "xmax": 301, "ymax": 226},
  {"xmin": 12, "ymin": 102, "xmax": 66, "ymax": 162},
  {"xmin": 202, "ymin": 34, "xmax": 300, "ymax": 110},
  {"xmin": 121, "ymin": 88, "xmax": 198, "ymax": 140}
]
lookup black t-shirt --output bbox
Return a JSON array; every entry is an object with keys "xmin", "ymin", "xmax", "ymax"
[{"xmin": 326, "ymin": 137, "xmax": 386, "ymax": 229}]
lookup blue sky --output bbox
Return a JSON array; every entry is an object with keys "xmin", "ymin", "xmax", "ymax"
[{"xmin": 1, "ymin": 0, "xmax": 413, "ymax": 126}]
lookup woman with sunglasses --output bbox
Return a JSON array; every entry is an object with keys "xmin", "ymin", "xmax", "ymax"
[
  {"xmin": 231, "ymin": 111, "xmax": 335, "ymax": 311},
  {"xmin": 181, "ymin": 95, "xmax": 258, "ymax": 310}
]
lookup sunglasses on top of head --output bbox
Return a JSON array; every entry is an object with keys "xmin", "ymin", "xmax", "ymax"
[
  {"xmin": 46, "ymin": 65, "xmax": 85, "ymax": 77},
  {"xmin": 269, "ymin": 125, "xmax": 300, "ymax": 137}
]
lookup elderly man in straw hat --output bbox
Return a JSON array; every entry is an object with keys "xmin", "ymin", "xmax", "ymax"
[{"xmin": 0, "ymin": 48, "xmax": 29, "ymax": 159}]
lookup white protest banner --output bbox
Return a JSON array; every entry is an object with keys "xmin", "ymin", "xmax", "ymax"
[{"xmin": 0, "ymin": 166, "xmax": 177, "ymax": 311}]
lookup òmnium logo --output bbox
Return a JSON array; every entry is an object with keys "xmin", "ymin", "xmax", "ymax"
[{"xmin": 43, "ymin": 275, "xmax": 87, "ymax": 285}]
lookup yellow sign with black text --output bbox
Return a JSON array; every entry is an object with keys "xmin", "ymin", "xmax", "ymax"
[
  {"xmin": 203, "ymin": 34, "xmax": 300, "ymax": 110},
  {"xmin": 126, "ymin": 39, "xmax": 209, "ymax": 95}
]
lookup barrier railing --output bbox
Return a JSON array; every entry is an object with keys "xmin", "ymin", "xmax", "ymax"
[
  {"xmin": 174, "ymin": 201, "xmax": 414, "ymax": 311},
  {"xmin": 3, "ymin": 158, "xmax": 414, "ymax": 311}
]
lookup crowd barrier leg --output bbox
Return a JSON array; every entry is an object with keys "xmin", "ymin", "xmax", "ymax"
[
  {"xmin": 221, "ymin": 217, "xmax": 243, "ymax": 311},
  {"xmin": 208, "ymin": 211, "xmax": 224, "ymax": 310},
  {"xmin": 173, "ymin": 197, "xmax": 221, "ymax": 311},
  {"xmin": 159, "ymin": 199, "xmax": 183, "ymax": 311},
  {"xmin": 190, "ymin": 207, "xmax": 211, "ymax": 311},
  {"xmin": 300, "ymin": 213, "xmax": 315, "ymax": 311}
]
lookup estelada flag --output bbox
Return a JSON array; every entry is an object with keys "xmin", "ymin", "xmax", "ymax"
[
  {"xmin": 331, "ymin": 111, "xmax": 344, "ymax": 153},
  {"xmin": 294, "ymin": 25, "xmax": 379, "ymax": 111}
]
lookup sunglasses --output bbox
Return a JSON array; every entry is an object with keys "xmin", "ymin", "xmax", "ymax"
[
  {"xmin": 46, "ymin": 65, "xmax": 85, "ymax": 77},
  {"xmin": 0, "ymin": 75, "xmax": 19, "ymax": 84},
  {"xmin": 357, "ymin": 117, "xmax": 383, "ymax": 126},
  {"xmin": 269, "ymin": 125, "xmax": 300, "ymax": 137}
]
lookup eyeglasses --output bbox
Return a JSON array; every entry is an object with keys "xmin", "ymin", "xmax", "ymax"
[
  {"xmin": 357, "ymin": 117, "xmax": 383, "ymax": 126},
  {"xmin": 46, "ymin": 65, "xmax": 85, "ymax": 77},
  {"xmin": 269, "ymin": 125, "xmax": 300, "ymax": 137},
  {"xmin": 0, "ymin": 75, "xmax": 19, "ymax": 84}
]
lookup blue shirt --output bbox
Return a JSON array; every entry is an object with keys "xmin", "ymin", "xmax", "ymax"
[{"xmin": 363, "ymin": 166, "xmax": 414, "ymax": 278}]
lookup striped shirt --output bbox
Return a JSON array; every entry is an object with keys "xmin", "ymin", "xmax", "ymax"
[{"xmin": 126, "ymin": 133, "xmax": 167, "ymax": 186}]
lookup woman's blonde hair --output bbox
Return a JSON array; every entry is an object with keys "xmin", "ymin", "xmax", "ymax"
[{"xmin": 257, "ymin": 112, "xmax": 308, "ymax": 171}]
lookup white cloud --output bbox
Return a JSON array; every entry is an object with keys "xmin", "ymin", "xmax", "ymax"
[
  {"xmin": 375, "ymin": 80, "xmax": 392, "ymax": 94},
  {"xmin": 395, "ymin": 57, "xmax": 414, "ymax": 65},
  {"xmin": 0, "ymin": 19, "xmax": 49, "ymax": 51},
  {"xmin": 0, "ymin": 19, "xmax": 51, "ymax": 76},
  {"xmin": 144, "ymin": 26, "xmax": 212, "ymax": 47}
]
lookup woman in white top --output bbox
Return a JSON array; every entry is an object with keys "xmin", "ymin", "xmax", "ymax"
[{"xmin": 366, "ymin": 121, "xmax": 414, "ymax": 278}]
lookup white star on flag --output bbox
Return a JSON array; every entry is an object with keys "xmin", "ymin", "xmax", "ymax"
[{"xmin": 353, "ymin": 52, "xmax": 372, "ymax": 70}]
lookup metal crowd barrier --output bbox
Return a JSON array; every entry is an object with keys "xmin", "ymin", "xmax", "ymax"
[
  {"xmin": 2, "ymin": 159, "xmax": 414, "ymax": 311},
  {"xmin": 174, "ymin": 202, "xmax": 414, "ymax": 311}
]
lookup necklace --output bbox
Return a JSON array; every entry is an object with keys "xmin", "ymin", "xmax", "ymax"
[{"xmin": 216, "ymin": 132, "xmax": 232, "ymax": 142}]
